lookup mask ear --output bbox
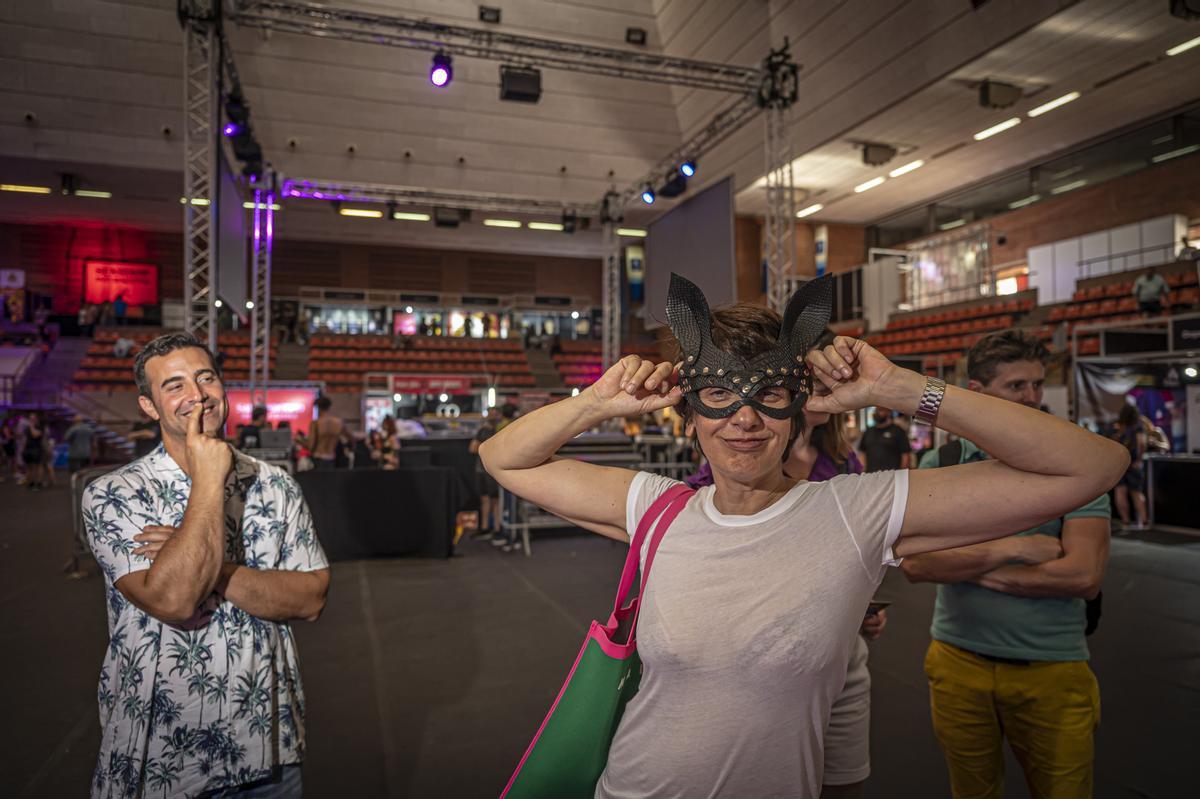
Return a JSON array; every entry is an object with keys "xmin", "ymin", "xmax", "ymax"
[
  {"xmin": 781, "ymin": 276, "xmax": 833, "ymax": 357},
  {"xmin": 666, "ymin": 273, "xmax": 717, "ymax": 362}
]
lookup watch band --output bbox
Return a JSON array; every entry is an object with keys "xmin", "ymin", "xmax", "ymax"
[{"xmin": 914, "ymin": 376, "xmax": 947, "ymax": 427}]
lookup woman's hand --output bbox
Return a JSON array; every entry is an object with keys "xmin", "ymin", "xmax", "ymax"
[
  {"xmin": 584, "ymin": 355, "xmax": 682, "ymax": 420},
  {"xmin": 804, "ymin": 336, "xmax": 900, "ymax": 414}
]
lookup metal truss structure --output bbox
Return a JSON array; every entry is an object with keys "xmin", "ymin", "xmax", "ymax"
[
  {"xmin": 248, "ymin": 184, "xmax": 276, "ymax": 402},
  {"xmin": 600, "ymin": 194, "xmax": 622, "ymax": 373},
  {"xmin": 762, "ymin": 104, "xmax": 796, "ymax": 314},
  {"xmin": 181, "ymin": 0, "xmax": 219, "ymax": 351},
  {"xmin": 280, "ymin": 178, "xmax": 600, "ymax": 218},
  {"xmin": 231, "ymin": 0, "xmax": 760, "ymax": 93}
]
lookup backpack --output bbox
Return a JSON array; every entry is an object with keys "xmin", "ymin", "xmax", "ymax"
[{"xmin": 935, "ymin": 441, "xmax": 1102, "ymax": 636}]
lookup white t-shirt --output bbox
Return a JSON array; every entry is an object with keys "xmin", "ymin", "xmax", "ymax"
[{"xmin": 596, "ymin": 469, "xmax": 907, "ymax": 799}]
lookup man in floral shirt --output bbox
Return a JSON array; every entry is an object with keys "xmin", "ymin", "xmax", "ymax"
[{"xmin": 84, "ymin": 333, "xmax": 329, "ymax": 798}]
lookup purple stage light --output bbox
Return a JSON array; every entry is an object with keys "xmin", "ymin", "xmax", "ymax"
[
  {"xmin": 223, "ymin": 123, "xmax": 240, "ymax": 137},
  {"xmin": 429, "ymin": 52, "xmax": 453, "ymax": 87}
]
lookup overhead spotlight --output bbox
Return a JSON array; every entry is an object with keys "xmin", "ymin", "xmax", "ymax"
[
  {"xmin": 439, "ymin": 393, "xmax": 450, "ymax": 403},
  {"xmin": 1185, "ymin": 366, "xmax": 1198, "ymax": 378},
  {"xmin": 561, "ymin": 211, "xmax": 577, "ymax": 233},
  {"xmin": 222, "ymin": 122, "xmax": 241, "ymax": 137},
  {"xmin": 680, "ymin": 160, "xmax": 697, "ymax": 178},
  {"xmin": 626, "ymin": 27, "xmax": 647, "ymax": 46},
  {"xmin": 640, "ymin": 185, "xmax": 655, "ymax": 205},
  {"xmin": 430, "ymin": 52, "xmax": 453, "ymax": 87},
  {"xmin": 434, "ymin": 207, "xmax": 462, "ymax": 228},
  {"xmin": 659, "ymin": 169, "xmax": 688, "ymax": 198},
  {"xmin": 478, "ymin": 5, "xmax": 501, "ymax": 23}
]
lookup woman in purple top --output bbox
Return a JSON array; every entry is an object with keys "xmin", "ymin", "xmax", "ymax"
[{"xmin": 684, "ymin": 366, "xmax": 886, "ymax": 799}]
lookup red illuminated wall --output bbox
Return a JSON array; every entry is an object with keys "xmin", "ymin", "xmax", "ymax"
[{"xmin": 0, "ymin": 223, "xmax": 181, "ymax": 314}]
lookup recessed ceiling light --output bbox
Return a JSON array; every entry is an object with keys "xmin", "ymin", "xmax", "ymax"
[
  {"xmin": 1007, "ymin": 194, "xmax": 1041, "ymax": 209},
  {"xmin": 854, "ymin": 177, "xmax": 885, "ymax": 193},
  {"xmin": 528, "ymin": 221, "xmax": 564, "ymax": 231},
  {"xmin": 1, "ymin": 184, "xmax": 52, "ymax": 194},
  {"xmin": 973, "ymin": 117, "xmax": 1021, "ymax": 140},
  {"xmin": 617, "ymin": 228, "xmax": 647, "ymax": 237},
  {"xmin": 888, "ymin": 160, "xmax": 924, "ymax": 178},
  {"xmin": 1027, "ymin": 91, "xmax": 1080, "ymax": 118},
  {"xmin": 1150, "ymin": 144, "xmax": 1200, "ymax": 164},
  {"xmin": 796, "ymin": 203, "xmax": 823, "ymax": 218},
  {"xmin": 1166, "ymin": 36, "xmax": 1200, "ymax": 57},
  {"xmin": 939, "ymin": 219, "xmax": 966, "ymax": 231},
  {"xmin": 483, "ymin": 219, "xmax": 522, "ymax": 228},
  {"xmin": 180, "ymin": 196, "xmax": 210, "ymax": 206},
  {"xmin": 242, "ymin": 201, "xmax": 280, "ymax": 210},
  {"xmin": 339, "ymin": 208, "xmax": 383, "ymax": 218},
  {"xmin": 75, "ymin": 189, "xmax": 112, "ymax": 199},
  {"xmin": 1050, "ymin": 179, "xmax": 1087, "ymax": 195}
]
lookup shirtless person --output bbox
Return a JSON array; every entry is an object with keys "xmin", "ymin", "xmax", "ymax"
[{"xmin": 305, "ymin": 395, "xmax": 351, "ymax": 469}]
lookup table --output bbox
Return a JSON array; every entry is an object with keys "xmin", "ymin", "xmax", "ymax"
[
  {"xmin": 1146, "ymin": 454, "xmax": 1200, "ymax": 535},
  {"xmin": 296, "ymin": 466, "xmax": 464, "ymax": 560}
]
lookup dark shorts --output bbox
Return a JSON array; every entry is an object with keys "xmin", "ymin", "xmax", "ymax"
[
  {"xmin": 1119, "ymin": 466, "xmax": 1144, "ymax": 493},
  {"xmin": 476, "ymin": 469, "xmax": 499, "ymax": 497},
  {"xmin": 22, "ymin": 448, "xmax": 41, "ymax": 466},
  {"xmin": 1139, "ymin": 299, "xmax": 1164, "ymax": 314}
]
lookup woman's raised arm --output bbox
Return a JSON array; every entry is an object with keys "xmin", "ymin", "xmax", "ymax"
[
  {"xmin": 806, "ymin": 338, "xmax": 1128, "ymax": 557},
  {"xmin": 479, "ymin": 356, "xmax": 681, "ymax": 542}
]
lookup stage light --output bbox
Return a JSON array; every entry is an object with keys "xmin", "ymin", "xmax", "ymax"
[
  {"xmin": 1027, "ymin": 91, "xmax": 1080, "ymax": 118},
  {"xmin": 339, "ymin": 207, "xmax": 383, "ymax": 218},
  {"xmin": 617, "ymin": 228, "xmax": 647, "ymax": 237},
  {"xmin": 1185, "ymin": 366, "xmax": 1198, "ymax": 378},
  {"xmin": 529, "ymin": 221, "xmax": 564, "ymax": 231},
  {"xmin": 659, "ymin": 169, "xmax": 688, "ymax": 198},
  {"xmin": 439, "ymin": 393, "xmax": 449, "ymax": 402},
  {"xmin": 854, "ymin": 177, "xmax": 885, "ymax": 193},
  {"xmin": 223, "ymin": 122, "xmax": 240, "ymax": 137},
  {"xmin": 483, "ymin": 219, "xmax": 522, "ymax": 228},
  {"xmin": 1, "ymin": 184, "xmax": 51, "ymax": 194},
  {"xmin": 393, "ymin": 393, "xmax": 403, "ymax": 402},
  {"xmin": 214, "ymin": 299, "xmax": 223, "ymax": 308},
  {"xmin": 571, "ymin": 311, "xmax": 580, "ymax": 320},
  {"xmin": 796, "ymin": 203, "xmax": 823, "ymax": 218},
  {"xmin": 888, "ymin": 160, "xmax": 924, "ymax": 178},
  {"xmin": 973, "ymin": 117, "xmax": 1021, "ymax": 141},
  {"xmin": 405, "ymin": 306, "xmax": 414, "ymax": 313},
  {"xmin": 640, "ymin": 185, "xmax": 655, "ymax": 205},
  {"xmin": 430, "ymin": 52, "xmax": 453, "ymax": 87},
  {"xmin": 75, "ymin": 190, "xmax": 112, "ymax": 199},
  {"xmin": 680, "ymin": 160, "xmax": 696, "ymax": 178},
  {"xmin": 179, "ymin": 197, "xmax": 210, "ymax": 206},
  {"xmin": 245, "ymin": 300, "xmax": 255, "ymax": 310},
  {"xmin": 393, "ymin": 211, "xmax": 431, "ymax": 221}
]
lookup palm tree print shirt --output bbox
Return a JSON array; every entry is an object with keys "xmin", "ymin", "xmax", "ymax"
[{"xmin": 84, "ymin": 444, "xmax": 329, "ymax": 798}]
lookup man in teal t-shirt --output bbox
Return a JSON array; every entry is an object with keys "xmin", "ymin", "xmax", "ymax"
[{"xmin": 901, "ymin": 330, "xmax": 1111, "ymax": 799}]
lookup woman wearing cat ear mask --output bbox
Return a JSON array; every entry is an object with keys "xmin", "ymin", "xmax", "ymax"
[{"xmin": 481, "ymin": 274, "xmax": 1128, "ymax": 798}]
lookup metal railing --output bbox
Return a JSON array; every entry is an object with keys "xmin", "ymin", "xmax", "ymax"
[{"xmin": 1076, "ymin": 243, "xmax": 1180, "ymax": 280}]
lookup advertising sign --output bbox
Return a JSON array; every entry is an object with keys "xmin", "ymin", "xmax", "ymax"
[
  {"xmin": 83, "ymin": 260, "xmax": 159, "ymax": 306},
  {"xmin": 390, "ymin": 375, "xmax": 473, "ymax": 394},
  {"xmin": 223, "ymin": 388, "xmax": 318, "ymax": 437}
]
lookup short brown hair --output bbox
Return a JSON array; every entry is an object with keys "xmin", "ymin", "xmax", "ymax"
[
  {"xmin": 966, "ymin": 330, "xmax": 1049, "ymax": 385},
  {"xmin": 671, "ymin": 303, "xmax": 805, "ymax": 458},
  {"xmin": 133, "ymin": 332, "xmax": 220, "ymax": 398}
]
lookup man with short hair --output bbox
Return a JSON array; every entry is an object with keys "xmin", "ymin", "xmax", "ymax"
[
  {"xmin": 83, "ymin": 332, "xmax": 329, "ymax": 799},
  {"xmin": 902, "ymin": 329, "xmax": 1111, "ymax": 799},
  {"xmin": 1131, "ymin": 265, "xmax": 1169, "ymax": 316},
  {"xmin": 64, "ymin": 414, "xmax": 94, "ymax": 473},
  {"xmin": 858, "ymin": 406, "xmax": 911, "ymax": 472},
  {"xmin": 237, "ymin": 405, "xmax": 269, "ymax": 450}
]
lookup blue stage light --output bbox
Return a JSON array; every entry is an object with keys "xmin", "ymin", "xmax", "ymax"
[{"xmin": 680, "ymin": 160, "xmax": 696, "ymax": 178}]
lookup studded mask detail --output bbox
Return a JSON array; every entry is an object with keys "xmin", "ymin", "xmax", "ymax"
[{"xmin": 666, "ymin": 272, "xmax": 833, "ymax": 420}]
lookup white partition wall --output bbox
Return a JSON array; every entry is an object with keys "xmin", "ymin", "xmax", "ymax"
[{"xmin": 1028, "ymin": 214, "xmax": 1188, "ymax": 305}]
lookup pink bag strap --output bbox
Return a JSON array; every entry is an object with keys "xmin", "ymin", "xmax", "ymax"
[{"xmin": 612, "ymin": 482, "xmax": 693, "ymax": 615}]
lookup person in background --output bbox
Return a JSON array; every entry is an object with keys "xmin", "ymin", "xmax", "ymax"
[
  {"xmin": 0, "ymin": 416, "xmax": 15, "ymax": 482},
  {"xmin": 1131, "ymin": 265, "xmax": 1170, "ymax": 316},
  {"xmin": 470, "ymin": 414, "xmax": 502, "ymax": 541},
  {"xmin": 112, "ymin": 335, "xmax": 136, "ymax": 359},
  {"xmin": 112, "ymin": 292, "xmax": 128, "ymax": 325},
  {"xmin": 41, "ymin": 419, "xmax": 58, "ymax": 487},
  {"xmin": 379, "ymin": 415, "xmax": 400, "ymax": 468},
  {"xmin": 23, "ymin": 411, "xmax": 45, "ymax": 490},
  {"xmin": 127, "ymin": 408, "xmax": 162, "ymax": 459},
  {"xmin": 304, "ymin": 395, "xmax": 351, "ymax": 469},
  {"xmin": 1112, "ymin": 401, "xmax": 1148, "ymax": 531},
  {"xmin": 903, "ymin": 329, "xmax": 1112, "ymax": 799},
  {"xmin": 65, "ymin": 415, "xmax": 95, "ymax": 474},
  {"xmin": 1177, "ymin": 235, "xmax": 1198, "ymax": 262},
  {"xmin": 237, "ymin": 405, "xmax": 269, "ymax": 450},
  {"xmin": 857, "ymin": 406, "xmax": 911, "ymax": 472}
]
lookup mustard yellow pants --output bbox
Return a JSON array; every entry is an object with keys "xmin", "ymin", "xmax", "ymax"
[{"xmin": 924, "ymin": 639, "xmax": 1100, "ymax": 799}]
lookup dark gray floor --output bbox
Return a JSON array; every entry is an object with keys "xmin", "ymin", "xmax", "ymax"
[{"xmin": 2, "ymin": 476, "xmax": 1197, "ymax": 798}]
